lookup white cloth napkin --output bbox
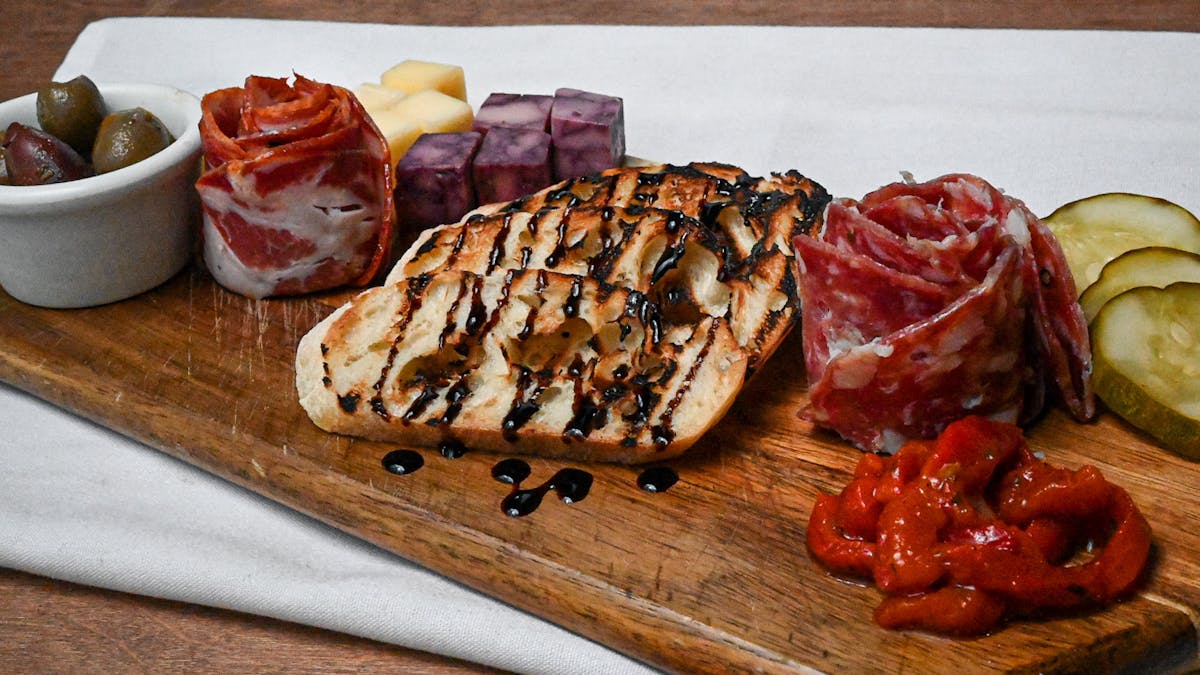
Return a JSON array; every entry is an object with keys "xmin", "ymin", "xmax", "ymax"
[{"xmin": 2, "ymin": 17, "xmax": 1198, "ymax": 673}]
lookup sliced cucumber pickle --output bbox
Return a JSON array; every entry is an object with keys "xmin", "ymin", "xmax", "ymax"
[
  {"xmin": 1044, "ymin": 193, "xmax": 1200, "ymax": 294},
  {"xmin": 1091, "ymin": 281, "xmax": 1200, "ymax": 459},
  {"xmin": 1080, "ymin": 247, "xmax": 1200, "ymax": 323}
]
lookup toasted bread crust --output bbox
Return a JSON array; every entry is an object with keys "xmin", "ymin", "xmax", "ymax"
[
  {"xmin": 297, "ymin": 162, "xmax": 828, "ymax": 462},
  {"xmin": 297, "ymin": 269, "xmax": 747, "ymax": 462}
]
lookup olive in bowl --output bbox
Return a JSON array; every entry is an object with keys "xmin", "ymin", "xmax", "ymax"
[{"xmin": 0, "ymin": 83, "xmax": 201, "ymax": 308}]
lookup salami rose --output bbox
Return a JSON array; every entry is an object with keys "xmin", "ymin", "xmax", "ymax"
[
  {"xmin": 196, "ymin": 74, "xmax": 394, "ymax": 298},
  {"xmin": 795, "ymin": 174, "xmax": 1094, "ymax": 452}
]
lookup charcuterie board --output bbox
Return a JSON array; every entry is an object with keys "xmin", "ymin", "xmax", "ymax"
[{"xmin": 1, "ymin": 266, "xmax": 1197, "ymax": 673}]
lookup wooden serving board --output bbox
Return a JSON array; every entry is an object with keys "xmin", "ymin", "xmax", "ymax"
[{"xmin": 1, "ymin": 266, "xmax": 1197, "ymax": 673}]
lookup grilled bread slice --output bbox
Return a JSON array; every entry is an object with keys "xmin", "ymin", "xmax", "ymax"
[
  {"xmin": 298, "ymin": 162, "xmax": 828, "ymax": 461},
  {"xmin": 398, "ymin": 163, "xmax": 830, "ymax": 371},
  {"xmin": 390, "ymin": 206, "xmax": 734, "ymax": 321},
  {"xmin": 297, "ymin": 268, "xmax": 749, "ymax": 463}
]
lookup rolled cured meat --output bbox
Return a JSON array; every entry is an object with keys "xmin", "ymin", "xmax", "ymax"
[
  {"xmin": 795, "ymin": 174, "xmax": 1094, "ymax": 452},
  {"xmin": 196, "ymin": 75, "xmax": 394, "ymax": 298}
]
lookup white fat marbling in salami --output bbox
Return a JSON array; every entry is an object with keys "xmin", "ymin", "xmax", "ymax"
[
  {"xmin": 795, "ymin": 174, "xmax": 1094, "ymax": 452},
  {"xmin": 196, "ymin": 75, "xmax": 394, "ymax": 298}
]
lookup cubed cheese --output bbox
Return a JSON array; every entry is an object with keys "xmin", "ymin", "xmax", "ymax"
[
  {"xmin": 394, "ymin": 132, "xmax": 483, "ymax": 231},
  {"xmin": 473, "ymin": 127, "xmax": 553, "ymax": 205},
  {"xmin": 380, "ymin": 60, "xmax": 468, "ymax": 101},
  {"xmin": 393, "ymin": 89, "xmax": 474, "ymax": 134},
  {"xmin": 352, "ymin": 83, "xmax": 407, "ymax": 115},
  {"xmin": 367, "ymin": 107, "xmax": 424, "ymax": 168},
  {"xmin": 550, "ymin": 88, "xmax": 625, "ymax": 180},
  {"xmin": 473, "ymin": 93, "xmax": 554, "ymax": 133}
]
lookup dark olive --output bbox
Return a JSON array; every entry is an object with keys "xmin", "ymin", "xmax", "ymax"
[
  {"xmin": 1, "ymin": 121, "xmax": 94, "ymax": 185},
  {"xmin": 91, "ymin": 107, "xmax": 174, "ymax": 174},
  {"xmin": 36, "ymin": 75, "xmax": 107, "ymax": 156}
]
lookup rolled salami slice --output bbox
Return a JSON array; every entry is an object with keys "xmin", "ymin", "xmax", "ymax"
[
  {"xmin": 196, "ymin": 74, "xmax": 394, "ymax": 298},
  {"xmin": 796, "ymin": 174, "xmax": 1094, "ymax": 452}
]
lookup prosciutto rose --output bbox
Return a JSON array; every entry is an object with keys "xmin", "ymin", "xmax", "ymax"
[
  {"xmin": 196, "ymin": 74, "xmax": 394, "ymax": 298},
  {"xmin": 794, "ymin": 174, "xmax": 1093, "ymax": 452}
]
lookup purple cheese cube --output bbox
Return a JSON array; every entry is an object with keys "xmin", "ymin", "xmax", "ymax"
[
  {"xmin": 472, "ymin": 93, "xmax": 553, "ymax": 133},
  {"xmin": 550, "ymin": 88, "xmax": 625, "ymax": 180},
  {"xmin": 394, "ymin": 132, "xmax": 483, "ymax": 231},
  {"xmin": 472, "ymin": 127, "xmax": 553, "ymax": 205}
]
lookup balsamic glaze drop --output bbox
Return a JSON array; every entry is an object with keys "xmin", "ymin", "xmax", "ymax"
[
  {"xmin": 382, "ymin": 449, "xmax": 424, "ymax": 476},
  {"xmin": 439, "ymin": 440, "xmax": 468, "ymax": 459},
  {"xmin": 492, "ymin": 458, "xmax": 532, "ymax": 485},
  {"xmin": 637, "ymin": 466, "xmax": 679, "ymax": 493},
  {"xmin": 491, "ymin": 459, "xmax": 594, "ymax": 517}
]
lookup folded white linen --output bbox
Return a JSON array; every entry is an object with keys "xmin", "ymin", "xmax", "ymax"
[{"xmin": 0, "ymin": 383, "xmax": 651, "ymax": 674}]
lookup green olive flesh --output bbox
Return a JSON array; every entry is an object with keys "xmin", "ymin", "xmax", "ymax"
[
  {"xmin": 91, "ymin": 107, "xmax": 174, "ymax": 174},
  {"xmin": 36, "ymin": 75, "xmax": 107, "ymax": 156}
]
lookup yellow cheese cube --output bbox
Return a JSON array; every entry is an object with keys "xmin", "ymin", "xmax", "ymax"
[
  {"xmin": 352, "ymin": 83, "xmax": 407, "ymax": 115},
  {"xmin": 380, "ymin": 60, "xmax": 467, "ymax": 101},
  {"xmin": 368, "ymin": 107, "xmax": 424, "ymax": 168},
  {"xmin": 393, "ymin": 89, "xmax": 474, "ymax": 134}
]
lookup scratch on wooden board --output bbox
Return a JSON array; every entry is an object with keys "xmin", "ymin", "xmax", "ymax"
[{"xmin": 249, "ymin": 458, "xmax": 266, "ymax": 479}]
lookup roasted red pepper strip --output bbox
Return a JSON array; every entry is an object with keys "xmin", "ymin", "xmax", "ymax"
[{"xmin": 806, "ymin": 415, "xmax": 1152, "ymax": 635}]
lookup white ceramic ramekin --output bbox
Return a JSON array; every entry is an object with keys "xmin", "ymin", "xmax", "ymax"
[{"xmin": 0, "ymin": 83, "xmax": 202, "ymax": 308}]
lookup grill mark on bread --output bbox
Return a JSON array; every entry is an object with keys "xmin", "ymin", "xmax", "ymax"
[
  {"xmin": 653, "ymin": 318, "xmax": 721, "ymax": 448},
  {"xmin": 502, "ymin": 366, "xmax": 542, "ymax": 440},
  {"xmin": 300, "ymin": 163, "xmax": 830, "ymax": 462},
  {"xmin": 485, "ymin": 212, "xmax": 515, "ymax": 275}
]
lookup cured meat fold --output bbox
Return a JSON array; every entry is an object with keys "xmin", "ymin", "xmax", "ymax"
[
  {"xmin": 796, "ymin": 174, "xmax": 1094, "ymax": 452},
  {"xmin": 196, "ymin": 75, "xmax": 394, "ymax": 298}
]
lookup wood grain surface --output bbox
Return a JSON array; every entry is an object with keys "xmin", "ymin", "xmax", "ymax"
[
  {"xmin": 2, "ymin": 1, "xmax": 1199, "ymax": 673},
  {"xmin": 2, "ymin": 261, "xmax": 1199, "ymax": 674}
]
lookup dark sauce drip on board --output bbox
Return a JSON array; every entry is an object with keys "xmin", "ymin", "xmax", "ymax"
[
  {"xmin": 439, "ymin": 440, "xmax": 468, "ymax": 459},
  {"xmin": 382, "ymin": 449, "xmax": 424, "ymax": 476},
  {"xmin": 637, "ymin": 466, "xmax": 679, "ymax": 493},
  {"xmin": 491, "ymin": 458, "xmax": 594, "ymax": 517}
]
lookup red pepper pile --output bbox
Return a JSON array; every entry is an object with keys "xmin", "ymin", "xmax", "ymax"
[{"xmin": 806, "ymin": 416, "xmax": 1151, "ymax": 635}]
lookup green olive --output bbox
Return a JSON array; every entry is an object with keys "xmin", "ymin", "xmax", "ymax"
[
  {"xmin": 36, "ymin": 75, "xmax": 107, "ymax": 156},
  {"xmin": 91, "ymin": 107, "xmax": 174, "ymax": 174}
]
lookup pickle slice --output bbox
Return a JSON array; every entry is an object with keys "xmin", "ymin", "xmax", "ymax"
[
  {"xmin": 1044, "ymin": 193, "xmax": 1200, "ymax": 294},
  {"xmin": 1080, "ymin": 247, "xmax": 1200, "ymax": 323},
  {"xmin": 1091, "ymin": 281, "xmax": 1200, "ymax": 459}
]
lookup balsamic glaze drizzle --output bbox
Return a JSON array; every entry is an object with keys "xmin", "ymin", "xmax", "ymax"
[
  {"xmin": 381, "ymin": 449, "xmax": 424, "ymax": 476},
  {"xmin": 491, "ymin": 458, "xmax": 593, "ymax": 517},
  {"xmin": 637, "ymin": 466, "xmax": 679, "ymax": 493}
]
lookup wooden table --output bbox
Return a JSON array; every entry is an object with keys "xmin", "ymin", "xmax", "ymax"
[{"xmin": 2, "ymin": 2, "xmax": 1197, "ymax": 672}]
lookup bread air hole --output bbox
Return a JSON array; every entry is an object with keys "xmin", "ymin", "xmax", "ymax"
[{"xmin": 504, "ymin": 317, "xmax": 596, "ymax": 372}]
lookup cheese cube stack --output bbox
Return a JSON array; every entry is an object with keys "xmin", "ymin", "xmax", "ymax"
[
  {"xmin": 353, "ymin": 60, "xmax": 474, "ymax": 168},
  {"xmin": 393, "ymin": 90, "xmax": 474, "ymax": 135},
  {"xmin": 381, "ymin": 60, "xmax": 468, "ymax": 101},
  {"xmin": 353, "ymin": 83, "xmax": 407, "ymax": 113}
]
